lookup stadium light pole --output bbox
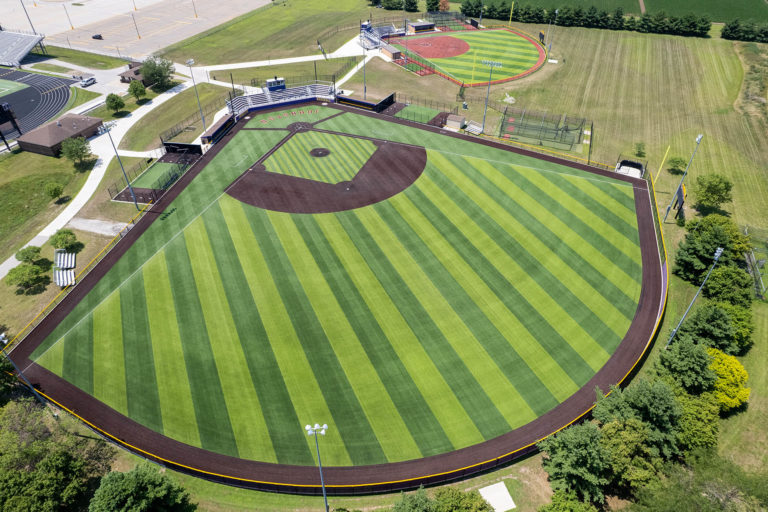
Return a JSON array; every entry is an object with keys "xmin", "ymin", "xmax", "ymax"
[
  {"xmin": 100, "ymin": 123, "xmax": 139, "ymax": 211},
  {"xmin": 19, "ymin": 0, "xmax": 38, "ymax": 34},
  {"xmin": 191, "ymin": 0, "xmax": 198, "ymax": 18},
  {"xmin": 547, "ymin": 9, "xmax": 559, "ymax": 54},
  {"xmin": 131, "ymin": 12, "xmax": 141, "ymax": 39},
  {"xmin": 481, "ymin": 60, "xmax": 502, "ymax": 133},
  {"xmin": 479, "ymin": 0, "xmax": 484, "ymax": 26},
  {"xmin": 187, "ymin": 59, "xmax": 207, "ymax": 132},
  {"xmin": 62, "ymin": 4, "xmax": 73, "ymax": 30},
  {"xmin": 305, "ymin": 423, "xmax": 329, "ymax": 512},
  {"xmin": 362, "ymin": 46, "xmax": 367, "ymax": 100},
  {"xmin": 665, "ymin": 247, "xmax": 724, "ymax": 349},
  {"xmin": 1, "ymin": 333, "xmax": 53, "ymax": 415},
  {"xmin": 663, "ymin": 133, "xmax": 703, "ymax": 222}
]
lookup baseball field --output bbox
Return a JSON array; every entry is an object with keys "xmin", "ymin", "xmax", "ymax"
[
  {"xmin": 15, "ymin": 103, "xmax": 658, "ymax": 488},
  {"xmin": 391, "ymin": 28, "xmax": 546, "ymax": 85}
]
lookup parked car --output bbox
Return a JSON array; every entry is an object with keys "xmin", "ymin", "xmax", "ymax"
[
  {"xmin": 79, "ymin": 77, "xmax": 96, "ymax": 87},
  {"xmin": 92, "ymin": 34, "xmax": 103, "ymax": 40}
]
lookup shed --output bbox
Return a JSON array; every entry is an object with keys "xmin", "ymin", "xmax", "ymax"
[
  {"xmin": 119, "ymin": 61, "xmax": 153, "ymax": 86},
  {"xmin": 16, "ymin": 114, "xmax": 102, "ymax": 157},
  {"xmin": 445, "ymin": 114, "xmax": 465, "ymax": 130},
  {"xmin": 381, "ymin": 44, "xmax": 402, "ymax": 60}
]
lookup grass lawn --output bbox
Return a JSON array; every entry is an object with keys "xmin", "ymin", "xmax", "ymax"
[
  {"xmin": 27, "ymin": 47, "xmax": 126, "ymax": 70},
  {"xmin": 644, "ymin": 0, "xmax": 768, "ymax": 21},
  {"xmin": 395, "ymin": 103, "xmax": 442, "ymax": 123},
  {"xmin": 0, "ymin": 149, "xmax": 94, "ymax": 263},
  {"xmin": 54, "ymin": 87, "xmax": 102, "ymax": 118},
  {"xmin": 0, "ymin": 229, "xmax": 111, "ymax": 338},
  {"xmin": 31, "ymin": 63, "xmax": 71, "ymax": 74},
  {"xmin": 222, "ymin": 56, "xmax": 361, "ymax": 86},
  {"xmin": 0, "ymin": 78, "xmax": 29, "ymax": 98},
  {"xmin": 73, "ymin": 156, "xmax": 145, "ymax": 229},
  {"xmin": 32, "ymin": 107, "xmax": 642, "ymax": 468},
  {"xmin": 86, "ymin": 86, "xmax": 166, "ymax": 121},
  {"xmin": 118, "ymin": 83, "xmax": 229, "ymax": 151},
  {"xmin": 393, "ymin": 28, "xmax": 544, "ymax": 85},
  {"xmin": 160, "ymin": 0, "xmax": 371, "ymax": 65}
]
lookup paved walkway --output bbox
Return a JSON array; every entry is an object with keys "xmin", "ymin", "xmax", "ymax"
[{"xmin": 0, "ymin": 79, "xmax": 192, "ymax": 280}]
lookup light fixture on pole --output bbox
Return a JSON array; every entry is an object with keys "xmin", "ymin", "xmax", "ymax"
[
  {"xmin": 305, "ymin": 423, "xmax": 329, "ymax": 512},
  {"xmin": 665, "ymin": 247, "xmax": 724, "ymax": 349},
  {"xmin": 187, "ymin": 59, "xmax": 207, "ymax": 132},
  {"xmin": 99, "ymin": 123, "xmax": 139, "ymax": 211},
  {"xmin": 663, "ymin": 133, "xmax": 703, "ymax": 222},
  {"xmin": 481, "ymin": 60, "xmax": 502, "ymax": 133},
  {"xmin": 547, "ymin": 9, "xmax": 559, "ymax": 54}
]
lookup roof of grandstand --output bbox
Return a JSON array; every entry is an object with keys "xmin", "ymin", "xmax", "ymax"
[{"xmin": 0, "ymin": 28, "xmax": 44, "ymax": 67}]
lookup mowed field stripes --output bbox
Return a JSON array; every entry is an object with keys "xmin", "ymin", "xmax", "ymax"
[
  {"xmin": 31, "ymin": 109, "xmax": 641, "ymax": 467},
  {"xmin": 397, "ymin": 29, "xmax": 543, "ymax": 84}
]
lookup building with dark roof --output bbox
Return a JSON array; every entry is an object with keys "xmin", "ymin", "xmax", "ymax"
[{"xmin": 16, "ymin": 114, "xmax": 102, "ymax": 156}]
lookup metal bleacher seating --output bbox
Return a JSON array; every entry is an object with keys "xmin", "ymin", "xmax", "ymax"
[
  {"xmin": 53, "ymin": 249, "xmax": 76, "ymax": 287},
  {"xmin": 228, "ymin": 83, "xmax": 336, "ymax": 116},
  {"xmin": 54, "ymin": 249, "xmax": 76, "ymax": 270},
  {"xmin": 53, "ymin": 269, "xmax": 75, "ymax": 287}
]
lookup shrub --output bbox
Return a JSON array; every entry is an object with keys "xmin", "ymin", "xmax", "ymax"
[
  {"xmin": 703, "ymin": 265, "xmax": 753, "ymax": 308},
  {"xmin": 707, "ymin": 348, "xmax": 750, "ymax": 412}
]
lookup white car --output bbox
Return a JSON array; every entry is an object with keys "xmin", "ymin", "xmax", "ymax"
[{"xmin": 79, "ymin": 77, "xmax": 96, "ymax": 87}]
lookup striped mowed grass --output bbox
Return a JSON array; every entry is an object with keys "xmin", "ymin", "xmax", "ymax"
[
  {"xmin": 395, "ymin": 29, "xmax": 544, "ymax": 85},
  {"xmin": 31, "ymin": 108, "xmax": 642, "ymax": 467}
]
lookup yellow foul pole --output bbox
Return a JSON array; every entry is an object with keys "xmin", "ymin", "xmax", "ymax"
[
  {"xmin": 508, "ymin": 1, "xmax": 515, "ymax": 27},
  {"xmin": 654, "ymin": 145, "xmax": 670, "ymax": 185},
  {"xmin": 471, "ymin": 51, "xmax": 478, "ymax": 83}
]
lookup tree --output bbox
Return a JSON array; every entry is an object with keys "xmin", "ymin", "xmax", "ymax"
[
  {"xmin": 433, "ymin": 487, "xmax": 491, "ymax": 511},
  {"xmin": 44, "ymin": 182, "xmax": 63, "ymax": 201},
  {"xmin": 49, "ymin": 229, "xmax": 78, "ymax": 251},
  {"xmin": 594, "ymin": 380, "xmax": 681, "ymax": 460},
  {"xmin": 14, "ymin": 246, "xmax": 40, "ymax": 265},
  {"xmin": 677, "ymin": 303, "xmax": 735, "ymax": 354},
  {"xmin": 393, "ymin": 486, "xmax": 436, "ymax": 512},
  {"xmin": 634, "ymin": 142, "xmax": 646, "ymax": 157},
  {"xmin": 60, "ymin": 136, "xmax": 92, "ymax": 167},
  {"xmin": 538, "ymin": 423, "xmax": 610, "ymax": 503},
  {"xmin": 675, "ymin": 391, "xmax": 719, "ymax": 453},
  {"xmin": 89, "ymin": 462, "xmax": 196, "ymax": 512},
  {"xmin": 140, "ymin": 57, "xmax": 175, "ymax": 90},
  {"xmin": 673, "ymin": 214, "xmax": 750, "ymax": 282},
  {"xmin": 599, "ymin": 419, "xmax": 660, "ymax": 495},
  {"xmin": 708, "ymin": 348, "xmax": 750, "ymax": 412},
  {"xmin": 539, "ymin": 490, "xmax": 598, "ymax": 512},
  {"xmin": 105, "ymin": 93, "xmax": 125, "ymax": 114},
  {"xmin": 5, "ymin": 264, "xmax": 43, "ymax": 292},
  {"xmin": 128, "ymin": 80, "xmax": 146, "ymax": 102},
  {"xmin": 717, "ymin": 302, "xmax": 754, "ymax": 354},
  {"xmin": 460, "ymin": 0, "xmax": 482, "ymax": 17},
  {"xmin": 438, "ymin": 0, "xmax": 450, "ymax": 11},
  {"xmin": 695, "ymin": 174, "xmax": 733, "ymax": 211},
  {"xmin": 658, "ymin": 334, "xmax": 716, "ymax": 394},
  {"xmin": 403, "ymin": 0, "xmax": 418, "ymax": 12},
  {"xmin": 703, "ymin": 265, "xmax": 753, "ymax": 308},
  {"xmin": 667, "ymin": 156, "xmax": 687, "ymax": 174},
  {"xmin": 0, "ymin": 357, "xmax": 16, "ymax": 407},
  {"xmin": 426, "ymin": 0, "xmax": 439, "ymax": 11}
]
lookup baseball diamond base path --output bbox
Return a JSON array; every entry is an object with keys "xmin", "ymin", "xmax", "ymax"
[{"xmin": 11, "ymin": 102, "xmax": 665, "ymax": 494}]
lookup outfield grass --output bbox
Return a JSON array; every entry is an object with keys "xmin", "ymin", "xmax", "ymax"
[
  {"xmin": 0, "ymin": 78, "xmax": 28, "ymax": 98},
  {"xmin": 28, "ymin": 47, "xmax": 126, "ymax": 70},
  {"xmin": 118, "ymin": 83, "xmax": 229, "ymax": 151},
  {"xmin": 394, "ymin": 29, "xmax": 543, "ymax": 85},
  {"xmin": 32, "ymin": 107, "xmax": 641, "ymax": 467},
  {"xmin": 160, "ymin": 0, "xmax": 370, "ymax": 65}
]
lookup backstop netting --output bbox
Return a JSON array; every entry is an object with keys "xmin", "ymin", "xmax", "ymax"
[{"xmin": 424, "ymin": 11, "xmax": 475, "ymax": 31}]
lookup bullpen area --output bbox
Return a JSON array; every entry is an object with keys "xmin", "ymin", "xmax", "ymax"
[{"xmin": 12, "ymin": 102, "xmax": 664, "ymax": 493}]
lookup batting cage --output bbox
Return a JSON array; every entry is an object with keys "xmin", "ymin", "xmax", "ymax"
[{"xmin": 498, "ymin": 106, "xmax": 586, "ymax": 151}]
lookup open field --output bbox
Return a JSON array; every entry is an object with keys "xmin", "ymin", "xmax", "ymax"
[
  {"xmin": 118, "ymin": 83, "xmax": 229, "ymax": 151},
  {"xmin": 392, "ymin": 28, "xmax": 545, "ymax": 85},
  {"xmin": 160, "ymin": 0, "xmax": 371, "ymax": 66},
  {"xmin": 221, "ymin": 56, "xmax": 362, "ymax": 86},
  {"xmin": 22, "ymin": 106, "xmax": 645, "ymax": 474},
  {"xmin": 85, "ymin": 85, "xmax": 167, "ymax": 121},
  {"xmin": 0, "ymin": 150, "xmax": 94, "ymax": 263}
]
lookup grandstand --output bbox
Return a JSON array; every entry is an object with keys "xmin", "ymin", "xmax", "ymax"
[
  {"xmin": 227, "ymin": 82, "xmax": 336, "ymax": 115},
  {"xmin": 0, "ymin": 28, "xmax": 44, "ymax": 67},
  {"xmin": 360, "ymin": 20, "xmax": 404, "ymax": 49}
]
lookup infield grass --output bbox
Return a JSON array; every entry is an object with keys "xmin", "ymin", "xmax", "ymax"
[{"xmin": 32, "ymin": 108, "xmax": 642, "ymax": 467}]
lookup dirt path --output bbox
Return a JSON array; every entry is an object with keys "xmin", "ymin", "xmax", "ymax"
[{"xmin": 638, "ymin": 0, "xmax": 646, "ymax": 14}]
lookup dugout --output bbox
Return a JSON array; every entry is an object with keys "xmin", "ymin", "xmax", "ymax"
[
  {"xmin": 407, "ymin": 21, "xmax": 435, "ymax": 34},
  {"xmin": 16, "ymin": 114, "xmax": 102, "ymax": 157},
  {"xmin": 200, "ymin": 114, "xmax": 234, "ymax": 145},
  {"xmin": 381, "ymin": 44, "xmax": 401, "ymax": 60}
]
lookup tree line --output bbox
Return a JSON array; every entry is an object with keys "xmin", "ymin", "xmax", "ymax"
[
  {"xmin": 534, "ymin": 170, "xmax": 766, "ymax": 510},
  {"xmin": 722, "ymin": 19, "xmax": 768, "ymax": 43},
  {"xmin": 457, "ymin": 2, "xmax": 711, "ymax": 38}
]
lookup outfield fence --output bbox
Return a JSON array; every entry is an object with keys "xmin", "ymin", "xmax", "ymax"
[{"xmin": 2, "ymin": 202, "xmax": 153, "ymax": 353}]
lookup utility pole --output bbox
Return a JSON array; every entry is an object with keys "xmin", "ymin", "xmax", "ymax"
[
  {"xmin": 305, "ymin": 424, "xmax": 329, "ymax": 512},
  {"xmin": 481, "ymin": 60, "xmax": 502, "ymax": 133},
  {"xmin": 19, "ymin": 0, "xmax": 37, "ymax": 34}
]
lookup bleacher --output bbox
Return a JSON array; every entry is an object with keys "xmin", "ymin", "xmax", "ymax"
[
  {"xmin": 228, "ymin": 83, "xmax": 336, "ymax": 116},
  {"xmin": 53, "ymin": 269, "xmax": 75, "ymax": 287},
  {"xmin": 0, "ymin": 29, "xmax": 44, "ymax": 67},
  {"xmin": 54, "ymin": 249, "xmax": 76, "ymax": 270}
]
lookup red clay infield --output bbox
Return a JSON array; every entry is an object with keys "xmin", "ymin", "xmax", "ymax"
[
  {"xmin": 399, "ymin": 35, "xmax": 470, "ymax": 58},
  {"xmin": 11, "ymin": 102, "xmax": 666, "ymax": 495}
]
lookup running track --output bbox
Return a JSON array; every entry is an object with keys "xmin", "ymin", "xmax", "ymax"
[
  {"xmin": 11, "ymin": 102, "xmax": 666, "ymax": 494},
  {"xmin": 0, "ymin": 69, "xmax": 75, "ymax": 138}
]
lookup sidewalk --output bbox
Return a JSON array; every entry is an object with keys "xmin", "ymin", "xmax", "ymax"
[{"xmin": 0, "ymin": 81, "xmax": 192, "ymax": 280}]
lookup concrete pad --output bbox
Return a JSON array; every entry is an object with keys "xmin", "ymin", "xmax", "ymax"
[
  {"xmin": 479, "ymin": 482, "xmax": 516, "ymax": 512},
  {"xmin": 68, "ymin": 217, "xmax": 127, "ymax": 237}
]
